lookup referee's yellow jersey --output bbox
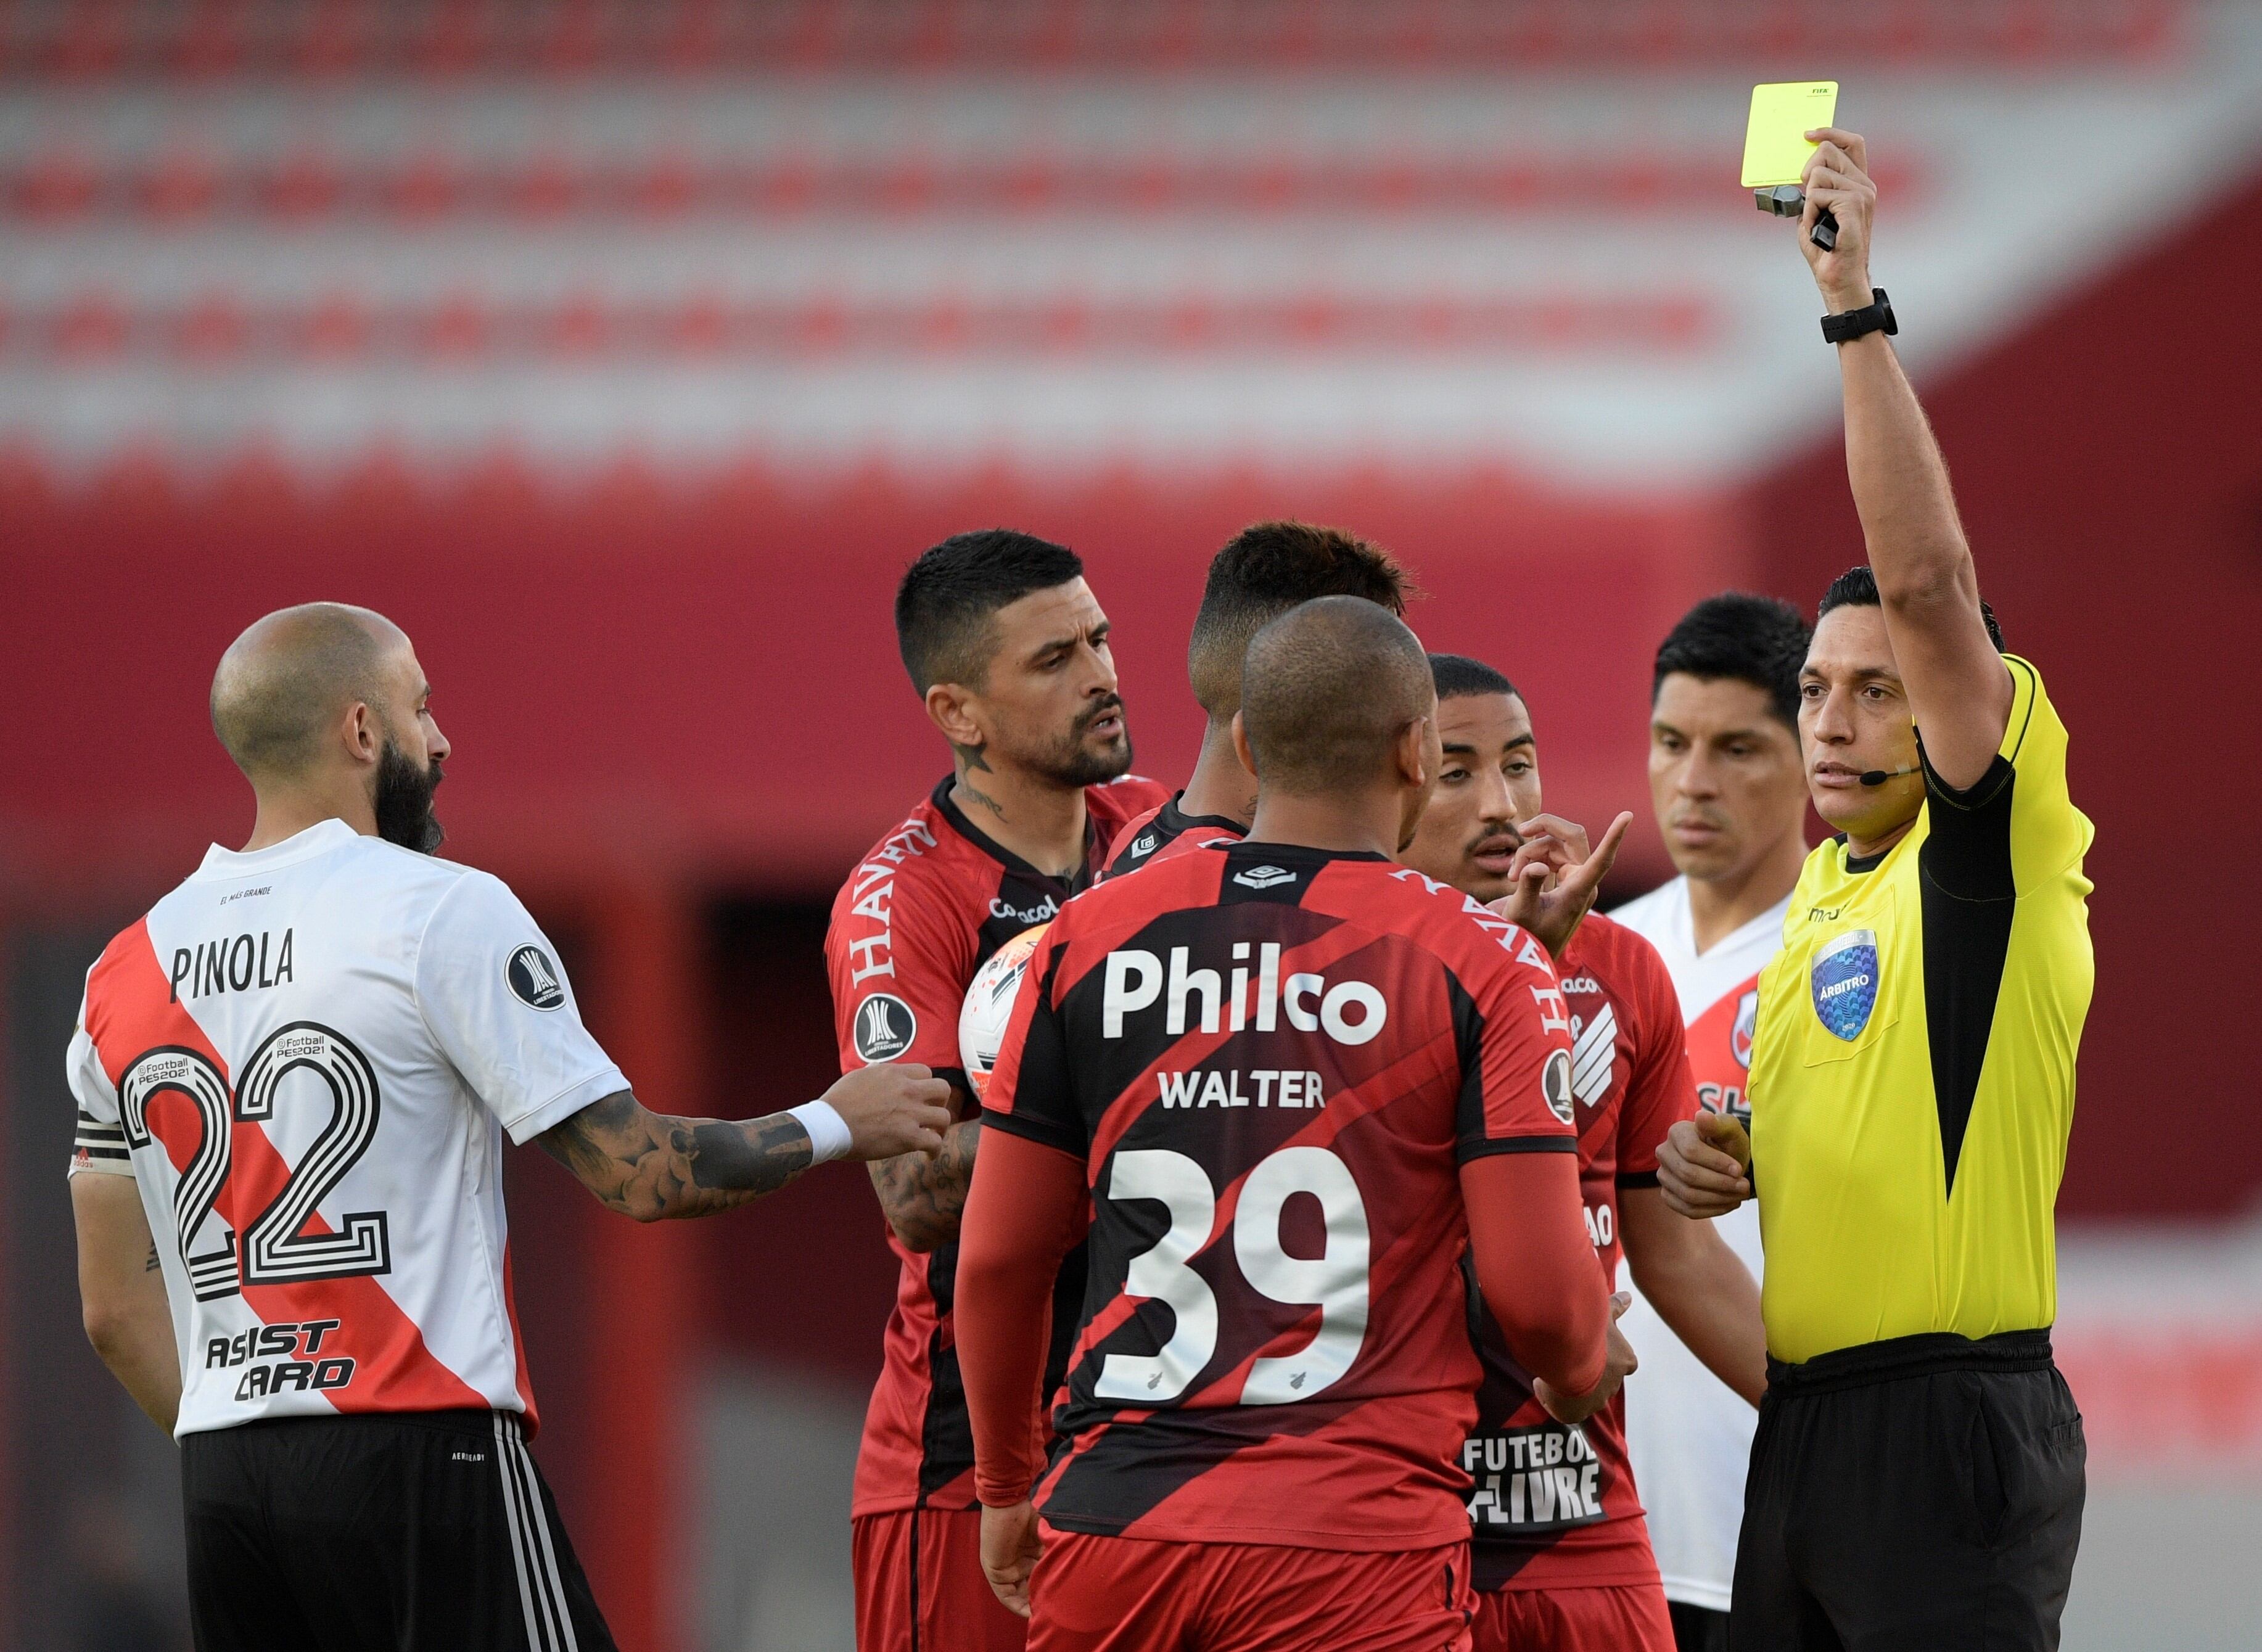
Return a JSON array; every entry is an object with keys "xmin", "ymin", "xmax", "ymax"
[{"xmin": 1748, "ymin": 654, "xmax": 2094, "ymax": 1363}]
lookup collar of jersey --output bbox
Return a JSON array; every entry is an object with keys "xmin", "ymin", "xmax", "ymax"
[
  {"xmin": 1226, "ymin": 839, "xmax": 1391, "ymax": 865},
  {"xmin": 928, "ymin": 774, "xmax": 1092, "ymax": 892},
  {"xmin": 1161, "ymin": 793, "xmax": 1249, "ymax": 838},
  {"xmin": 193, "ymin": 816, "xmax": 361, "ymax": 880}
]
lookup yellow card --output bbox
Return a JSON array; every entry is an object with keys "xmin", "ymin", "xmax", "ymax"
[{"xmin": 1742, "ymin": 81, "xmax": 1838, "ymax": 189}]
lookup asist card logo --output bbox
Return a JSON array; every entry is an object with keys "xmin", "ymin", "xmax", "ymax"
[
  {"xmin": 1811, "ymin": 930, "xmax": 1879, "ymax": 1041},
  {"xmin": 506, "ymin": 945, "xmax": 566, "ymax": 1011},
  {"xmin": 852, "ymin": 993, "xmax": 918, "ymax": 1063}
]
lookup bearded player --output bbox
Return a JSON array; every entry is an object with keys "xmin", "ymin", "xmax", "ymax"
[
  {"xmin": 1100, "ymin": 520, "xmax": 1409, "ymax": 881},
  {"xmin": 958, "ymin": 598, "xmax": 1625, "ymax": 1651},
  {"xmin": 1610, "ymin": 593, "xmax": 1813, "ymax": 1652},
  {"xmin": 1398, "ymin": 652, "xmax": 1766, "ymax": 1652},
  {"xmin": 68, "ymin": 604, "xmax": 950, "ymax": 1650},
  {"xmin": 828, "ymin": 531, "xmax": 1167, "ymax": 1652}
]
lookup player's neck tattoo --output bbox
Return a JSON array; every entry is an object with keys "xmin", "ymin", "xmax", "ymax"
[{"xmin": 955, "ymin": 744, "xmax": 1008, "ymax": 821}]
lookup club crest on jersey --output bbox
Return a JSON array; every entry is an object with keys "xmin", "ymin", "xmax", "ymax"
[
  {"xmin": 1732, "ymin": 989, "xmax": 1759, "ymax": 1069},
  {"xmin": 853, "ymin": 993, "xmax": 918, "ymax": 1063},
  {"xmin": 1811, "ymin": 931, "xmax": 1879, "ymax": 1041},
  {"xmin": 1232, "ymin": 865, "xmax": 1296, "ymax": 891},
  {"xmin": 506, "ymin": 945, "xmax": 566, "ymax": 1011},
  {"xmin": 1542, "ymin": 1048, "xmax": 1576, "ymax": 1124}
]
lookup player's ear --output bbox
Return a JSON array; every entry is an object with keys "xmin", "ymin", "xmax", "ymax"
[
  {"xmin": 1230, "ymin": 712, "xmax": 1258, "ymax": 780},
  {"xmin": 1394, "ymin": 717, "xmax": 1431, "ymax": 787},
  {"xmin": 924, "ymin": 681, "xmax": 985, "ymax": 751},
  {"xmin": 341, "ymin": 699, "xmax": 380, "ymax": 768}
]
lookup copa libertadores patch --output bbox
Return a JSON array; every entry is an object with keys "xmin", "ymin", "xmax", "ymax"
[
  {"xmin": 1542, "ymin": 1047, "xmax": 1576, "ymax": 1124},
  {"xmin": 853, "ymin": 993, "xmax": 918, "ymax": 1062},
  {"xmin": 506, "ymin": 944, "xmax": 567, "ymax": 1011}
]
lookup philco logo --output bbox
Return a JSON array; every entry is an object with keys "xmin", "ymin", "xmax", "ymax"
[
  {"xmin": 852, "ymin": 993, "xmax": 918, "ymax": 1062},
  {"xmin": 1232, "ymin": 865, "xmax": 1297, "ymax": 891},
  {"xmin": 506, "ymin": 945, "xmax": 567, "ymax": 1011},
  {"xmin": 1542, "ymin": 1048, "xmax": 1576, "ymax": 1124},
  {"xmin": 1101, "ymin": 943, "xmax": 1386, "ymax": 1045}
]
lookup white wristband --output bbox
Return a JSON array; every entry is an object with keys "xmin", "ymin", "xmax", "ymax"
[{"xmin": 787, "ymin": 1099, "xmax": 853, "ymax": 1165}]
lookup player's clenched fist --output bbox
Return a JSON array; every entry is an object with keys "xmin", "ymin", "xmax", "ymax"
[
  {"xmin": 1658, "ymin": 1112, "xmax": 1754, "ymax": 1220},
  {"xmin": 979, "ymin": 1500, "xmax": 1042, "ymax": 1618},
  {"xmin": 822, "ymin": 1062, "xmax": 955, "ymax": 1159}
]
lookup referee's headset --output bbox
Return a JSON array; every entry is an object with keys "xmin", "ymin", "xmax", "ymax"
[{"xmin": 1859, "ymin": 766, "xmax": 1920, "ymax": 786}]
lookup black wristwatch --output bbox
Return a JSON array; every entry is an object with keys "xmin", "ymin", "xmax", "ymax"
[{"xmin": 1820, "ymin": 288, "xmax": 1896, "ymax": 344}]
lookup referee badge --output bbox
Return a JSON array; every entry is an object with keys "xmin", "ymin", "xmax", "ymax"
[{"xmin": 1811, "ymin": 930, "xmax": 1880, "ymax": 1040}]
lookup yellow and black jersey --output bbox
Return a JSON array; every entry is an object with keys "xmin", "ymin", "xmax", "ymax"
[{"xmin": 1748, "ymin": 655, "xmax": 2094, "ymax": 1364}]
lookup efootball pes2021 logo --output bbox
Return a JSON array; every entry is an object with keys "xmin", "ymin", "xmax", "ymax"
[
  {"xmin": 1811, "ymin": 930, "xmax": 1880, "ymax": 1040},
  {"xmin": 853, "ymin": 993, "xmax": 918, "ymax": 1063}
]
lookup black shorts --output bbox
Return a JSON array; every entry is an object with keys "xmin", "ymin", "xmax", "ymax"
[
  {"xmin": 181, "ymin": 1408, "xmax": 615, "ymax": 1652},
  {"xmin": 1732, "ymin": 1329, "xmax": 2084, "ymax": 1652}
]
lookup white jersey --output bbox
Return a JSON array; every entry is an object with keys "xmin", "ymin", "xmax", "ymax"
[
  {"xmin": 66, "ymin": 819, "xmax": 625, "ymax": 1440},
  {"xmin": 1609, "ymin": 874, "xmax": 1789, "ymax": 1613}
]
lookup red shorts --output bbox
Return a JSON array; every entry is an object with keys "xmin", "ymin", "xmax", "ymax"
[
  {"xmin": 1468, "ymin": 1582, "xmax": 1674, "ymax": 1652},
  {"xmin": 853, "ymin": 1508, "xmax": 1028, "ymax": 1652},
  {"xmin": 1027, "ymin": 1525, "xmax": 1474, "ymax": 1652}
]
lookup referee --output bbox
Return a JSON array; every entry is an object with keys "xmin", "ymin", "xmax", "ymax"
[{"xmin": 1658, "ymin": 129, "xmax": 2091, "ymax": 1651}]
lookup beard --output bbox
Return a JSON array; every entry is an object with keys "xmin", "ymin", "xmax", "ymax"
[
  {"xmin": 373, "ymin": 738, "xmax": 445, "ymax": 853},
  {"xmin": 1026, "ymin": 695, "xmax": 1135, "ymax": 789}
]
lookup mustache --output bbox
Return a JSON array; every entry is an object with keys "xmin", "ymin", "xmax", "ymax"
[
  {"xmin": 1073, "ymin": 694, "xmax": 1126, "ymax": 737},
  {"xmin": 1466, "ymin": 822, "xmax": 1523, "ymax": 856}
]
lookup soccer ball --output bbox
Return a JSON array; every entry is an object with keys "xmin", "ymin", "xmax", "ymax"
[{"xmin": 959, "ymin": 924, "xmax": 1050, "ymax": 1099}]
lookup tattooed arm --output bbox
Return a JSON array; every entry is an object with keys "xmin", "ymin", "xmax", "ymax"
[
  {"xmin": 540, "ymin": 1065, "xmax": 955, "ymax": 1222},
  {"xmin": 72, "ymin": 1173, "xmax": 181, "ymax": 1432},
  {"xmin": 871, "ymin": 1112, "xmax": 984, "ymax": 1252},
  {"xmin": 538, "ymin": 1091, "xmax": 818, "ymax": 1220}
]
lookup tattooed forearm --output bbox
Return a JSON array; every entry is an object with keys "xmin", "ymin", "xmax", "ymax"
[
  {"xmin": 537, "ymin": 1089, "xmax": 814, "ymax": 1221},
  {"xmin": 144, "ymin": 1243, "xmax": 161, "ymax": 1274},
  {"xmin": 870, "ymin": 1119, "xmax": 981, "ymax": 1251}
]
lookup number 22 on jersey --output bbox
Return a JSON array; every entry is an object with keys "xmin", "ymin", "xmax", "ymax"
[{"xmin": 118, "ymin": 1021, "xmax": 392, "ymax": 1301}]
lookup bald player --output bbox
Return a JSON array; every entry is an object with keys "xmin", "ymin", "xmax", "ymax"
[
  {"xmin": 67, "ymin": 604, "xmax": 951, "ymax": 1651},
  {"xmin": 959, "ymin": 598, "xmax": 1621, "ymax": 1651}
]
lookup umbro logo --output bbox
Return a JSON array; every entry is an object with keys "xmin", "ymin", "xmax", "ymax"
[
  {"xmin": 1233, "ymin": 865, "xmax": 1297, "ymax": 890},
  {"xmin": 1131, "ymin": 832, "xmax": 1157, "ymax": 857}
]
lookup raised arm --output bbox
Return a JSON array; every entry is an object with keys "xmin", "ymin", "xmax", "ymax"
[
  {"xmin": 72, "ymin": 1175, "xmax": 181, "ymax": 1432},
  {"xmin": 537, "ymin": 1062, "xmax": 952, "ymax": 1222},
  {"xmin": 1800, "ymin": 126, "xmax": 2011, "ymax": 789}
]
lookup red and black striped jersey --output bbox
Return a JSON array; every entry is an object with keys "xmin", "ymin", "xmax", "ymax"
[
  {"xmin": 983, "ymin": 839, "xmax": 1580, "ymax": 1550},
  {"xmin": 1462, "ymin": 911, "xmax": 1697, "ymax": 1591},
  {"xmin": 1096, "ymin": 792, "xmax": 1248, "ymax": 882},
  {"xmin": 825, "ymin": 771, "xmax": 1166, "ymax": 1516}
]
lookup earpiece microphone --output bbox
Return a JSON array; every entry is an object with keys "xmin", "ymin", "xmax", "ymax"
[{"xmin": 1859, "ymin": 766, "xmax": 1921, "ymax": 787}]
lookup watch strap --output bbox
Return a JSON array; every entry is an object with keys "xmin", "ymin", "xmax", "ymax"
[{"xmin": 1821, "ymin": 287, "xmax": 1896, "ymax": 344}]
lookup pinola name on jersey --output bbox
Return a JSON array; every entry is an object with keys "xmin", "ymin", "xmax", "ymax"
[{"xmin": 168, "ymin": 927, "xmax": 295, "ymax": 1003}]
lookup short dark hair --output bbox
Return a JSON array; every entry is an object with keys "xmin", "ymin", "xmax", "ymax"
[
  {"xmin": 1816, "ymin": 565, "xmax": 2005, "ymax": 652},
  {"xmin": 1187, "ymin": 521, "xmax": 1411, "ymax": 718},
  {"xmin": 1652, "ymin": 591, "xmax": 1813, "ymax": 728},
  {"xmin": 894, "ymin": 529, "xmax": 1084, "ymax": 692},
  {"xmin": 1429, "ymin": 652, "xmax": 1518, "ymax": 704},
  {"xmin": 1241, "ymin": 597, "xmax": 1433, "ymax": 795}
]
